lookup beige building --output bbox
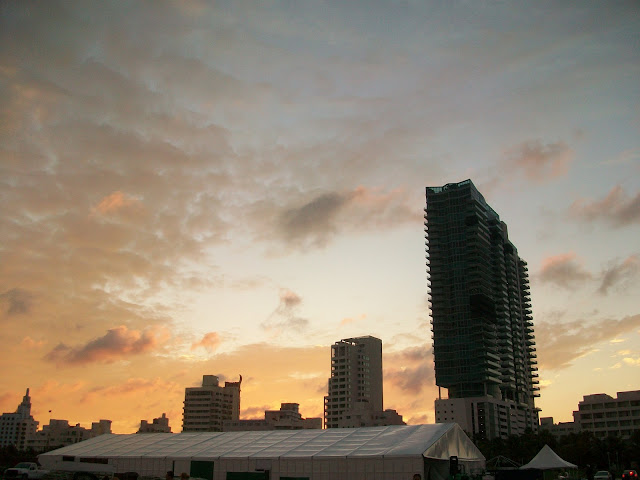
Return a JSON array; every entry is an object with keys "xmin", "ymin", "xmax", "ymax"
[
  {"xmin": 138, "ymin": 413, "xmax": 171, "ymax": 433},
  {"xmin": 572, "ymin": 390, "xmax": 640, "ymax": 439},
  {"xmin": 325, "ymin": 336, "xmax": 405, "ymax": 428},
  {"xmin": 182, "ymin": 375, "xmax": 241, "ymax": 432},
  {"xmin": 223, "ymin": 403, "xmax": 321, "ymax": 431}
]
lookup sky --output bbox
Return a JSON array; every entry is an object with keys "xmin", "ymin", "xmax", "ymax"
[{"xmin": 1, "ymin": 0, "xmax": 639, "ymax": 434}]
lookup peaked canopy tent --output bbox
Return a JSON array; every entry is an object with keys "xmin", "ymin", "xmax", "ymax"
[
  {"xmin": 39, "ymin": 423, "xmax": 485, "ymax": 480},
  {"xmin": 520, "ymin": 445, "xmax": 577, "ymax": 470}
]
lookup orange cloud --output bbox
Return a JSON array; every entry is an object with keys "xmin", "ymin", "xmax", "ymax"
[
  {"xmin": 21, "ymin": 336, "xmax": 46, "ymax": 349},
  {"xmin": 91, "ymin": 191, "xmax": 144, "ymax": 217},
  {"xmin": 45, "ymin": 325, "xmax": 170, "ymax": 365},
  {"xmin": 191, "ymin": 332, "xmax": 221, "ymax": 352},
  {"xmin": 339, "ymin": 313, "xmax": 366, "ymax": 326}
]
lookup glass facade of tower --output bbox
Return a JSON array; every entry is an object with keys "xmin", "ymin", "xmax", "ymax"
[{"xmin": 425, "ymin": 180, "xmax": 539, "ymax": 437}]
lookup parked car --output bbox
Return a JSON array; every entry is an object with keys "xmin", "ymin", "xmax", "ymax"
[
  {"xmin": 593, "ymin": 471, "xmax": 612, "ymax": 480},
  {"xmin": 622, "ymin": 471, "xmax": 637, "ymax": 480}
]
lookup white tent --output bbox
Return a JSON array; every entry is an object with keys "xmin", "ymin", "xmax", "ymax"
[
  {"xmin": 39, "ymin": 424, "xmax": 485, "ymax": 480},
  {"xmin": 520, "ymin": 445, "xmax": 577, "ymax": 470}
]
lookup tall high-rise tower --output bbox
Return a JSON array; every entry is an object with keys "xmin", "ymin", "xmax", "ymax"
[
  {"xmin": 324, "ymin": 336, "xmax": 384, "ymax": 428},
  {"xmin": 425, "ymin": 180, "xmax": 539, "ymax": 439}
]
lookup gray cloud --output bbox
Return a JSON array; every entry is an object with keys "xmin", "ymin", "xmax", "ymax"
[
  {"xmin": 384, "ymin": 345, "xmax": 435, "ymax": 395},
  {"xmin": 278, "ymin": 193, "xmax": 348, "ymax": 248},
  {"xmin": 44, "ymin": 325, "xmax": 168, "ymax": 365},
  {"xmin": 0, "ymin": 288, "xmax": 34, "ymax": 315},
  {"xmin": 536, "ymin": 313, "xmax": 640, "ymax": 370},
  {"xmin": 261, "ymin": 289, "xmax": 309, "ymax": 336},
  {"xmin": 537, "ymin": 253, "xmax": 592, "ymax": 289},
  {"xmin": 570, "ymin": 185, "xmax": 640, "ymax": 227},
  {"xmin": 272, "ymin": 187, "xmax": 420, "ymax": 250},
  {"xmin": 598, "ymin": 255, "xmax": 640, "ymax": 295}
]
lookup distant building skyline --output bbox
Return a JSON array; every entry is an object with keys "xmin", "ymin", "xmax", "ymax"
[
  {"xmin": 28, "ymin": 419, "xmax": 111, "ymax": 450},
  {"xmin": 138, "ymin": 413, "xmax": 171, "ymax": 433},
  {"xmin": 426, "ymin": 180, "xmax": 540, "ymax": 439},
  {"xmin": 223, "ymin": 403, "xmax": 321, "ymax": 431}
]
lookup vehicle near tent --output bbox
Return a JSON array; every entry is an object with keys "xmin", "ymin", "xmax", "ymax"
[
  {"xmin": 37, "ymin": 424, "xmax": 485, "ymax": 480},
  {"xmin": 4, "ymin": 463, "xmax": 49, "ymax": 480}
]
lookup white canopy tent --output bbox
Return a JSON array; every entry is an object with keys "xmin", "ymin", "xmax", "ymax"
[
  {"xmin": 519, "ymin": 445, "xmax": 577, "ymax": 471},
  {"xmin": 39, "ymin": 424, "xmax": 485, "ymax": 480}
]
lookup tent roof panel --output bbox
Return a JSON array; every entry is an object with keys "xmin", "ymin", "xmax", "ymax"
[{"xmin": 39, "ymin": 424, "xmax": 485, "ymax": 463}]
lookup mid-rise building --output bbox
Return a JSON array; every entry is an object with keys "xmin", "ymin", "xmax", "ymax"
[
  {"xmin": 223, "ymin": 403, "xmax": 322, "ymax": 431},
  {"xmin": 27, "ymin": 419, "xmax": 112, "ymax": 450},
  {"xmin": 425, "ymin": 180, "xmax": 540, "ymax": 439},
  {"xmin": 325, "ymin": 336, "xmax": 394, "ymax": 428},
  {"xmin": 0, "ymin": 388, "xmax": 39, "ymax": 449},
  {"xmin": 572, "ymin": 390, "xmax": 640, "ymax": 439},
  {"xmin": 182, "ymin": 375, "xmax": 241, "ymax": 432},
  {"xmin": 138, "ymin": 413, "xmax": 171, "ymax": 433}
]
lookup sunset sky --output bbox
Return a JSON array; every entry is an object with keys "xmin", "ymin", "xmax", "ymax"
[{"xmin": 1, "ymin": 1, "xmax": 639, "ymax": 434}]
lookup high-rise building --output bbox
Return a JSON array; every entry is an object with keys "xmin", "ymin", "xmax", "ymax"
[
  {"xmin": 0, "ymin": 388, "xmax": 39, "ymax": 449},
  {"xmin": 324, "ymin": 336, "xmax": 385, "ymax": 428},
  {"xmin": 425, "ymin": 179, "xmax": 539, "ymax": 439},
  {"xmin": 182, "ymin": 375, "xmax": 241, "ymax": 432}
]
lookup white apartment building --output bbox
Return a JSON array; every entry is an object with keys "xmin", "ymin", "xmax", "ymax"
[
  {"xmin": 325, "ymin": 336, "xmax": 398, "ymax": 428},
  {"xmin": 182, "ymin": 375, "xmax": 241, "ymax": 432},
  {"xmin": 222, "ymin": 403, "xmax": 322, "ymax": 431},
  {"xmin": 138, "ymin": 413, "xmax": 171, "ymax": 433},
  {"xmin": 572, "ymin": 390, "xmax": 640, "ymax": 439},
  {"xmin": 0, "ymin": 389, "xmax": 38, "ymax": 449}
]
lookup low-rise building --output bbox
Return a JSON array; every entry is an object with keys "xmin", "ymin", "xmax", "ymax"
[
  {"xmin": 539, "ymin": 417, "xmax": 579, "ymax": 437},
  {"xmin": 223, "ymin": 403, "xmax": 321, "ymax": 431},
  {"xmin": 572, "ymin": 390, "xmax": 640, "ymax": 439},
  {"xmin": 138, "ymin": 413, "xmax": 171, "ymax": 433},
  {"xmin": 336, "ymin": 405, "xmax": 405, "ymax": 428},
  {"xmin": 27, "ymin": 419, "xmax": 112, "ymax": 450}
]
